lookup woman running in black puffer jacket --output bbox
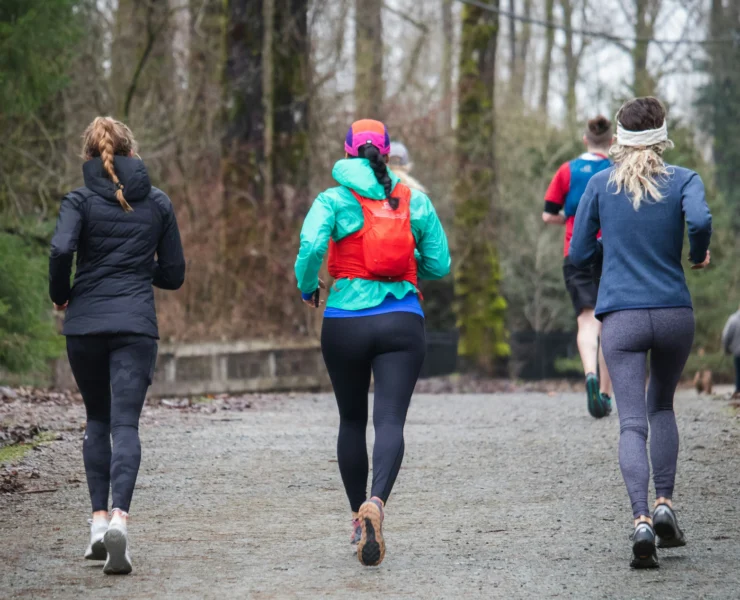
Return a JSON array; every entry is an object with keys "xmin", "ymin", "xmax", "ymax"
[{"xmin": 49, "ymin": 116, "xmax": 185, "ymax": 575}]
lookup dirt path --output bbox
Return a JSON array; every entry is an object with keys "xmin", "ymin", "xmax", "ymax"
[{"xmin": 1, "ymin": 391, "xmax": 739, "ymax": 599}]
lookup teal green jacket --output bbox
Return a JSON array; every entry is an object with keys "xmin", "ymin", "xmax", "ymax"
[{"xmin": 295, "ymin": 159, "xmax": 451, "ymax": 311}]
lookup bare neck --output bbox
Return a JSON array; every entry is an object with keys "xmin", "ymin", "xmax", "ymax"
[{"xmin": 586, "ymin": 146, "xmax": 610, "ymax": 157}]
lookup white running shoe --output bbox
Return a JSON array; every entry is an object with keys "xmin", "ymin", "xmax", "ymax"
[
  {"xmin": 103, "ymin": 510, "xmax": 132, "ymax": 575},
  {"xmin": 84, "ymin": 517, "xmax": 109, "ymax": 560}
]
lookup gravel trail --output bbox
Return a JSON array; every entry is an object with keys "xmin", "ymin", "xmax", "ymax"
[{"xmin": 1, "ymin": 391, "xmax": 739, "ymax": 599}]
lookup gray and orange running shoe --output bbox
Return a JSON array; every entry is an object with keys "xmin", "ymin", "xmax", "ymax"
[{"xmin": 357, "ymin": 497, "xmax": 385, "ymax": 566}]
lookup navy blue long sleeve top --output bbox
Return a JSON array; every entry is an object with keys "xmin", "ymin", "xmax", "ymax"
[{"xmin": 569, "ymin": 165, "xmax": 712, "ymax": 318}]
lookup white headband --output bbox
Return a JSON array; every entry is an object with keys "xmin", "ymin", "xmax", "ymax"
[{"xmin": 616, "ymin": 120, "xmax": 668, "ymax": 147}]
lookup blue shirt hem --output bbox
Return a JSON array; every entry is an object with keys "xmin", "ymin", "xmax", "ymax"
[{"xmin": 323, "ymin": 293, "xmax": 424, "ymax": 319}]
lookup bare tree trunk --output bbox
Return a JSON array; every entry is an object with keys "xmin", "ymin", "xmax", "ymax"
[
  {"xmin": 113, "ymin": 0, "xmax": 173, "ymax": 120},
  {"xmin": 508, "ymin": 0, "xmax": 517, "ymax": 86},
  {"xmin": 273, "ymin": 0, "xmax": 309, "ymax": 219},
  {"xmin": 189, "ymin": 0, "xmax": 222, "ymax": 140},
  {"xmin": 512, "ymin": 0, "xmax": 531, "ymax": 99},
  {"xmin": 560, "ymin": 0, "xmax": 578, "ymax": 126},
  {"xmin": 440, "ymin": 0, "xmax": 454, "ymax": 133},
  {"xmin": 221, "ymin": 0, "xmax": 264, "ymax": 264},
  {"xmin": 632, "ymin": 0, "xmax": 661, "ymax": 96},
  {"xmin": 355, "ymin": 0, "xmax": 384, "ymax": 118},
  {"xmin": 263, "ymin": 0, "xmax": 275, "ymax": 215},
  {"xmin": 560, "ymin": 0, "xmax": 589, "ymax": 127},
  {"xmin": 539, "ymin": 0, "xmax": 555, "ymax": 114},
  {"xmin": 221, "ymin": 0, "xmax": 308, "ymax": 220}
]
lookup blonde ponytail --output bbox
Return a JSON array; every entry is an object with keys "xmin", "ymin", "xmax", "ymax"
[
  {"xmin": 608, "ymin": 141, "xmax": 673, "ymax": 210},
  {"xmin": 81, "ymin": 116, "xmax": 139, "ymax": 213},
  {"xmin": 609, "ymin": 97, "xmax": 674, "ymax": 211}
]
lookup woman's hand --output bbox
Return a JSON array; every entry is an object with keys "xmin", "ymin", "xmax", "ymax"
[
  {"xmin": 691, "ymin": 250, "xmax": 711, "ymax": 270},
  {"xmin": 301, "ymin": 279, "xmax": 327, "ymax": 308},
  {"xmin": 53, "ymin": 301, "xmax": 69, "ymax": 311}
]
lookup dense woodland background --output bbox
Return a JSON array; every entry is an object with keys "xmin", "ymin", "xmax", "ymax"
[{"xmin": 1, "ymin": 0, "xmax": 739, "ymax": 378}]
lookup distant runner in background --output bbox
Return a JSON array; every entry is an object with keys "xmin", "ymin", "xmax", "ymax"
[
  {"xmin": 389, "ymin": 141, "xmax": 427, "ymax": 193},
  {"xmin": 542, "ymin": 116, "xmax": 614, "ymax": 419},
  {"xmin": 722, "ymin": 306, "xmax": 740, "ymax": 398}
]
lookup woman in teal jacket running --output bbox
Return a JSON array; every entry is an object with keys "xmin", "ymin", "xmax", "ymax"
[{"xmin": 295, "ymin": 119, "xmax": 450, "ymax": 567}]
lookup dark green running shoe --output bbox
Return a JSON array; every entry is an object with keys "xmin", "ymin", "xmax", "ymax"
[
  {"xmin": 586, "ymin": 374, "xmax": 610, "ymax": 419},
  {"xmin": 599, "ymin": 393, "xmax": 613, "ymax": 417}
]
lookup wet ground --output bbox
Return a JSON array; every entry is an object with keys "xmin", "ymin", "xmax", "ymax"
[{"xmin": 1, "ymin": 390, "xmax": 739, "ymax": 599}]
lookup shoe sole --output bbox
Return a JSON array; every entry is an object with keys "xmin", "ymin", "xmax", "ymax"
[
  {"xmin": 84, "ymin": 536, "xmax": 107, "ymax": 561},
  {"xmin": 630, "ymin": 554, "xmax": 659, "ymax": 569},
  {"xmin": 631, "ymin": 538, "xmax": 659, "ymax": 569},
  {"xmin": 103, "ymin": 529, "xmax": 132, "ymax": 575},
  {"xmin": 357, "ymin": 503, "xmax": 385, "ymax": 566},
  {"xmin": 654, "ymin": 510, "xmax": 687, "ymax": 548}
]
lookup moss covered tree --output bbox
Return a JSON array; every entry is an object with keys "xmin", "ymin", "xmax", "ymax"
[{"xmin": 454, "ymin": 2, "xmax": 509, "ymax": 373}]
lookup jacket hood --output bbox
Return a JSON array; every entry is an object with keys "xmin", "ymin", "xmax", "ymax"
[
  {"xmin": 83, "ymin": 156, "xmax": 152, "ymax": 202},
  {"xmin": 332, "ymin": 159, "xmax": 400, "ymax": 200}
]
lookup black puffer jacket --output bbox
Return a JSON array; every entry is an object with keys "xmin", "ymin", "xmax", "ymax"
[{"xmin": 49, "ymin": 156, "xmax": 185, "ymax": 338}]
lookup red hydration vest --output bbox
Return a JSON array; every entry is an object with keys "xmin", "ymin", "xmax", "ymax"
[{"xmin": 328, "ymin": 184, "xmax": 418, "ymax": 286}]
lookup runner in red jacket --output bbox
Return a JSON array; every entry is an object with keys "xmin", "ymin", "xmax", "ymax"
[{"xmin": 542, "ymin": 116, "xmax": 613, "ymax": 418}]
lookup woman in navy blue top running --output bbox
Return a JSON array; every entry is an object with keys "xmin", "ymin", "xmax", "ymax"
[{"xmin": 570, "ymin": 97, "xmax": 712, "ymax": 569}]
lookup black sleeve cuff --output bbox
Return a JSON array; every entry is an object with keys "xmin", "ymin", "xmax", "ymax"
[{"xmin": 544, "ymin": 201, "xmax": 562, "ymax": 215}]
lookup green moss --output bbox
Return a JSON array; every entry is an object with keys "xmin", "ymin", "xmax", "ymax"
[
  {"xmin": 0, "ymin": 443, "xmax": 33, "ymax": 464},
  {"xmin": 0, "ymin": 430, "xmax": 58, "ymax": 466}
]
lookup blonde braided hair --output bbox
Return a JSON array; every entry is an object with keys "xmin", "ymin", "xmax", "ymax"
[{"xmin": 81, "ymin": 117, "xmax": 138, "ymax": 213}]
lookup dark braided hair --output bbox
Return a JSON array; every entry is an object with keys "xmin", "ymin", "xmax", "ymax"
[{"xmin": 356, "ymin": 142, "xmax": 399, "ymax": 210}]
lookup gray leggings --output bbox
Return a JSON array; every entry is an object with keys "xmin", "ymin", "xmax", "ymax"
[{"xmin": 601, "ymin": 308, "xmax": 694, "ymax": 519}]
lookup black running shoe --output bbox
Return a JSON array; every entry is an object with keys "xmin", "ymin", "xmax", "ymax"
[
  {"xmin": 630, "ymin": 521, "xmax": 659, "ymax": 569},
  {"xmin": 599, "ymin": 393, "xmax": 613, "ymax": 417},
  {"xmin": 653, "ymin": 504, "xmax": 687, "ymax": 548},
  {"xmin": 586, "ymin": 374, "xmax": 609, "ymax": 419}
]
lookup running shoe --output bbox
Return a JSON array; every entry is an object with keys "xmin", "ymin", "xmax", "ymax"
[
  {"xmin": 629, "ymin": 521, "xmax": 659, "ymax": 569},
  {"xmin": 357, "ymin": 497, "xmax": 385, "ymax": 566},
  {"xmin": 599, "ymin": 393, "xmax": 613, "ymax": 417},
  {"xmin": 350, "ymin": 517, "xmax": 362, "ymax": 552},
  {"xmin": 653, "ymin": 503, "xmax": 687, "ymax": 548},
  {"xmin": 586, "ymin": 374, "xmax": 609, "ymax": 419},
  {"xmin": 103, "ymin": 511, "xmax": 132, "ymax": 575},
  {"xmin": 84, "ymin": 517, "xmax": 108, "ymax": 560}
]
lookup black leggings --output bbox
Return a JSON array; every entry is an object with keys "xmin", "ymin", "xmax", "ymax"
[
  {"xmin": 67, "ymin": 335, "xmax": 158, "ymax": 513},
  {"xmin": 321, "ymin": 312, "xmax": 426, "ymax": 512}
]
